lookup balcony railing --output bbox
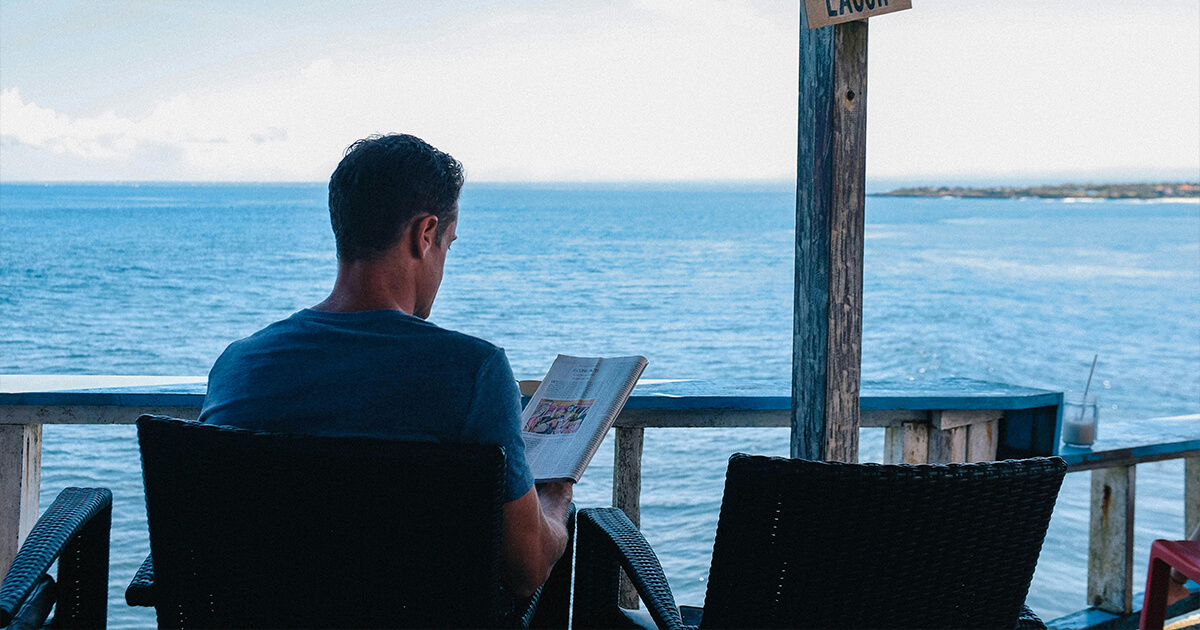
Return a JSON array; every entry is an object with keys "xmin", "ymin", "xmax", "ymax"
[{"xmin": 1, "ymin": 375, "xmax": 1196, "ymax": 628}]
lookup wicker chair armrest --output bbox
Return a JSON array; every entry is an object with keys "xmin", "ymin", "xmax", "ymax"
[
  {"xmin": 1016, "ymin": 604, "xmax": 1045, "ymax": 629},
  {"xmin": 573, "ymin": 507, "xmax": 686, "ymax": 630},
  {"xmin": 3, "ymin": 574, "xmax": 55, "ymax": 630},
  {"xmin": 124, "ymin": 554, "xmax": 156, "ymax": 607},
  {"xmin": 0, "ymin": 487, "xmax": 113, "ymax": 628}
]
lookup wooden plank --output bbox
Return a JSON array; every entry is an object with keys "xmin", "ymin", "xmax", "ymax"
[
  {"xmin": 967, "ymin": 419, "xmax": 999, "ymax": 462},
  {"xmin": 860, "ymin": 409, "xmax": 927, "ymax": 428},
  {"xmin": 930, "ymin": 409, "xmax": 1003, "ymax": 430},
  {"xmin": 1066, "ymin": 447, "xmax": 1200, "ymax": 472},
  {"xmin": 791, "ymin": 16, "xmax": 867, "ymax": 464},
  {"xmin": 617, "ymin": 408, "xmax": 925, "ymax": 429},
  {"xmin": 858, "ymin": 378, "xmax": 1062, "ymax": 411},
  {"xmin": 612, "ymin": 427, "xmax": 644, "ymax": 525},
  {"xmin": 823, "ymin": 19, "xmax": 868, "ymax": 464},
  {"xmin": 1187, "ymin": 456, "xmax": 1199, "ymax": 536},
  {"xmin": 884, "ymin": 426, "xmax": 903, "ymax": 463},
  {"xmin": 0, "ymin": 404, "xmax": 199, "ymax": 424},
  {"xmin": 0, "ymin": 375, "xmax": 1070, "ymax": 413},
  {"xmin": 0, "ymin": 424, "xmax": 41, "ymax": 575},
  {"xmin": 884, "ymin": 422, "xmax": 932, "ymax": 464},
  {"xmin": 804, "ymin": 0, "xmax": 912, "ymax": 29},
  {"xmin": 616, "ymin": 409, "xmax": 788, "ymax": 428},
  {"xmin": 613, "ymin": 426, "xmax": 644, "ymax": 609},
  {"xmin": 1, "ymin": 405, "xmax": 916, "ymax": 430},
  {"xmin": 0, "ymin": 374, "xmax": 207, "ymax": 393},
  {"xmin": 928, "ymin": 425, "xmax": 969, "ymax": 463},
  {"xmin": 899, "ymin": 421, "xmax": 929, "ymax": 464},
  {"xmin": 791, "ymin": 5, "xmax": 835, "ymax": 461},
  {"xmin": 1088, "ymin": 465, "xmax": 1136, "ymax": 614}
]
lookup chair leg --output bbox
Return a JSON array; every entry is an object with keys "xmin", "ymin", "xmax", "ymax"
[
  {"xmin": 53, "ymin": 503, "xmax": 111, "ymax": 629},
  {"xmin": 1141, "ymin": 540, "xmax": 1200, "ymax": 630},
  {"xmin": 1140, "ymin": 555, "xmax": 1172, "ymax": 630}
]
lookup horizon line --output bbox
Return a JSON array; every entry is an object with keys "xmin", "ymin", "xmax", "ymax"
[{"xmin": 3, "ymin": 175, "xmax": 1198, "ymax": 189}]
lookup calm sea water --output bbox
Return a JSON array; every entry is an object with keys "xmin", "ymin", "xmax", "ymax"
[{"xmin": 1, "ymin": 183, "xmax": 1197, "ymax": 627}]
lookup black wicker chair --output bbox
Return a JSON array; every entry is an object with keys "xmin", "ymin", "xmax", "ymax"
[
  {"xmin": 0, "ymin": 487, "xmax": 113, "ymax": 630},
  {"xmin": 574, "ymin": 454, "xmax": 1067, "ymax": 630},
  {"xmin": 126, "ymin": 415, "xmax": 573, "ymax": 629}
]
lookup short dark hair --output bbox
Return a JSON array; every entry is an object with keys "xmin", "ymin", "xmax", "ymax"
[{"xmin": 328, "ymin": 134, "xmax": 464, "ymax": 262}]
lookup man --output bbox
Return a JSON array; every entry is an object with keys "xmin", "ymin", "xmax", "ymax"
[{"xmin": 199, "ymin": 133, "xmax": 571, "ymax": 598}]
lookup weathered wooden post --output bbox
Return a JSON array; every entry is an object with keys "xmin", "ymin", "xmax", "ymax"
[
  {"xmin": 612, "ymin": 427, "xmax": 644, "ymax": 530},
  {"xmin": 1187, "ymin": 456, "xmax": 1199, "ymax": 535},
  {"xmin": 613, "ymin": 426, "xmax": 644, "ymax": 608},
  {"xmin": 793, "ymin": 0, "xmax": 910, "ymax": 462},
  {"xmin": 0, "ymin": 423, "xmax": 41, "ymax": 574},
  {"xmin": 1088, "ymin": 466, "xmax": 1136, "ymax": 613}
]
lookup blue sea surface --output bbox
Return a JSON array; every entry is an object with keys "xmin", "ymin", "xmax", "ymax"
[{"xmin": 1, "ymin": 183, "xmax": 1197, "ymax": 627}]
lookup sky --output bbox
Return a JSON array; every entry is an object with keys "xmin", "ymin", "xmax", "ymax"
[{"xmin": 1, "ymin": 0, "xmax": 1198, "ymax": 184}]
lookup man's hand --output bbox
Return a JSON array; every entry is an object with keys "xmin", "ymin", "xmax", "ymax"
[
  {"xmin": 535, "ymin": 481, "xmax": 573, "ymax": 525},
  {"xmin": 501, "ymin": 482, "xmax": 574, "ymax": 598}
]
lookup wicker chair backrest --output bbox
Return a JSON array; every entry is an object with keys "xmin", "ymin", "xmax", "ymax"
[
  {"xmin": 701, "ymin": 454, "xmax": 1067, "ymax": 630},
  {"xmin": 137, "ymin": 415, "xmax": 510, "ymax": 629}
]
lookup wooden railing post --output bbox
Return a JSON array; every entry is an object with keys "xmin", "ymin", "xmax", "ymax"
[
  {"xmin": 613, "ymin": 426, "xmax": 644, "ymax": 609},
  {"xmin": 0, "ymin": 423, "xmax": 41, "ymax": 574},
  {"xmin": 884, "ymin": 422, "xmax": 929, "ymax": 464},
  {"xmin": 1187, "ymin": 456, "xmax": 1199, "ymax": 535},
  {"xmin": 1088, "ymin": 465, "xmax": 1136, "ymax": 613},
  {"xmin": 882, "ymin": 412, "xmax": 998, "ymax": 464}
]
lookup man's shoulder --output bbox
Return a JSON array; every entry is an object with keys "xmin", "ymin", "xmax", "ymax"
[
  {"xmin": 428, "ymin": 326, "xmax": 504, "ymax": 363},
  {"xmin": 217, "ymin": 309, "xmax": 504, "ymax": 369},
  {"xmin": 402, "ymin": 319, "xmax": 504, "ymax": 370}
]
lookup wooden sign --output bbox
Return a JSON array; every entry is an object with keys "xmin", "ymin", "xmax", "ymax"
[{"xmin": 804, "ymin": 0, "xmax": 911, "ymax": 29}]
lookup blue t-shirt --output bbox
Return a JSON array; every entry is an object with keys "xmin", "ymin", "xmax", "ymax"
[{"xmin": 199, "ymin": 308, "xmax": 534, "ymax": 502}]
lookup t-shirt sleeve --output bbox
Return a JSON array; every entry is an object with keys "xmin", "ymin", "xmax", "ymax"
[
  {"xmin": 463, "ymin": 347, "xmax": 534, "ymax": 503},
  {"xmin": 197, "ymin": 340, "xmax": 243, "ymax": 425}
]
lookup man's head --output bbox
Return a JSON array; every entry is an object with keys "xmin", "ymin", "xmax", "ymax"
[
  {"xmin": 325, "ymin": 134, "xmax": 463, "ymax": 318},
  {"xmin": 328, "ymin": 134, "xmax": 464, "ymax": 263}
]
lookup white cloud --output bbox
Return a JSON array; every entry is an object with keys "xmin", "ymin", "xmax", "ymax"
[
  {"xmin": 0, "ymin": 1, "xmax": 802, "ymax": 181},
  {"xmin": 1, "ymin": 0, "xmax": 1196, "ymax": 182},
  {"xmin": 1, "ymin": 85, "xmax": 322, "ymax": 179},
  {"xmin": 1, "ymin": 88, "xmax": 138, "ymax": 160}
]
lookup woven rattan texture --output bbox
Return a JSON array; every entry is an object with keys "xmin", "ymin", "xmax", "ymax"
[
  {"xmin": 1016, "ymin": 605, "xmax": 1045, "ymax": 629},
  {"xmin": 126, "ymin": 509, "xmax": 574, "ymax": 627},
  {"xmin": 0, "ymin": 487, "xmax": 112, "ymax": 629},
  {"xmin": 574, "ymin": 508, "xmax": 689, "ymax": 630},
  {"xmin": 3, "ymin": 573, "xmax": 55, "ymax": 630},
  {"xmin": 124, "ymin": 554, "xmax": 155, "ymax": 607},
  {"xmin": 133, "ymin": 415, "xmax": 517, "ymax": 629},
  {"xmin": 701, "ymin": 455, "xmax": 1067, "ymax": 629}
]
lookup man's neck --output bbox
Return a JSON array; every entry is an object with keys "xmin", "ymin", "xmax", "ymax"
[{"xmin": 312, "ymin": 258, "xmax": 419, "ymax": 315}]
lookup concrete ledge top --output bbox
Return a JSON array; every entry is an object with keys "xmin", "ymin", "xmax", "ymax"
[{"xmin": 0, "ymin": 375, "xmax": 1060, "ymax": 411}]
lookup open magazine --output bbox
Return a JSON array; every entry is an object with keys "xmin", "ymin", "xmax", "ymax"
[{"xmin": 520, "ymin": 355, "xmax": 648, "ymax": 483}]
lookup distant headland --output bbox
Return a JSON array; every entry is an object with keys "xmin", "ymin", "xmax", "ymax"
[{"xmin": 872, "ymin": 182, "xmax": 1199, "ymax": 200}]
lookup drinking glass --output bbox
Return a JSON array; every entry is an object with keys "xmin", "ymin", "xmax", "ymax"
[{"xmin": 1062, "ymin": 393, "xmax": 1099, "ymax": 447}]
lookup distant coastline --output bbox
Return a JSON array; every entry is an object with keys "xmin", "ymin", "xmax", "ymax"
[{"xmin": 872, "ymin": 182, "xmax": 1199, "ymax": 200}]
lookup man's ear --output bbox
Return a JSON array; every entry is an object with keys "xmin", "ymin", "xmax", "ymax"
[{"xmin": 409, "ymin": 214, "xmax": 440, "ymax": 259}]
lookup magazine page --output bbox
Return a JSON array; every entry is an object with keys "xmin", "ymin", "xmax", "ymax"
[{"xmin": 521, "ymin": 354, "xmax": 647, "ymax": 482}]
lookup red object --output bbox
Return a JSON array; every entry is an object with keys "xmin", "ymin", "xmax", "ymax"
[{"xmin": 1141, "ymin": 540, "xmax": 1200, "ymax": 630}]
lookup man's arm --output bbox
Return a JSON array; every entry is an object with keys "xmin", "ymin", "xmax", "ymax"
[{"xmin": 501, "ymin": 481, "xmax": 573, "ymax": 598}]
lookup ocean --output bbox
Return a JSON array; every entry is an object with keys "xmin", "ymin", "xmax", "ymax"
[{"xmin": 1, "ymin": 182, "xmax": 1197, "ymax": 627}]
